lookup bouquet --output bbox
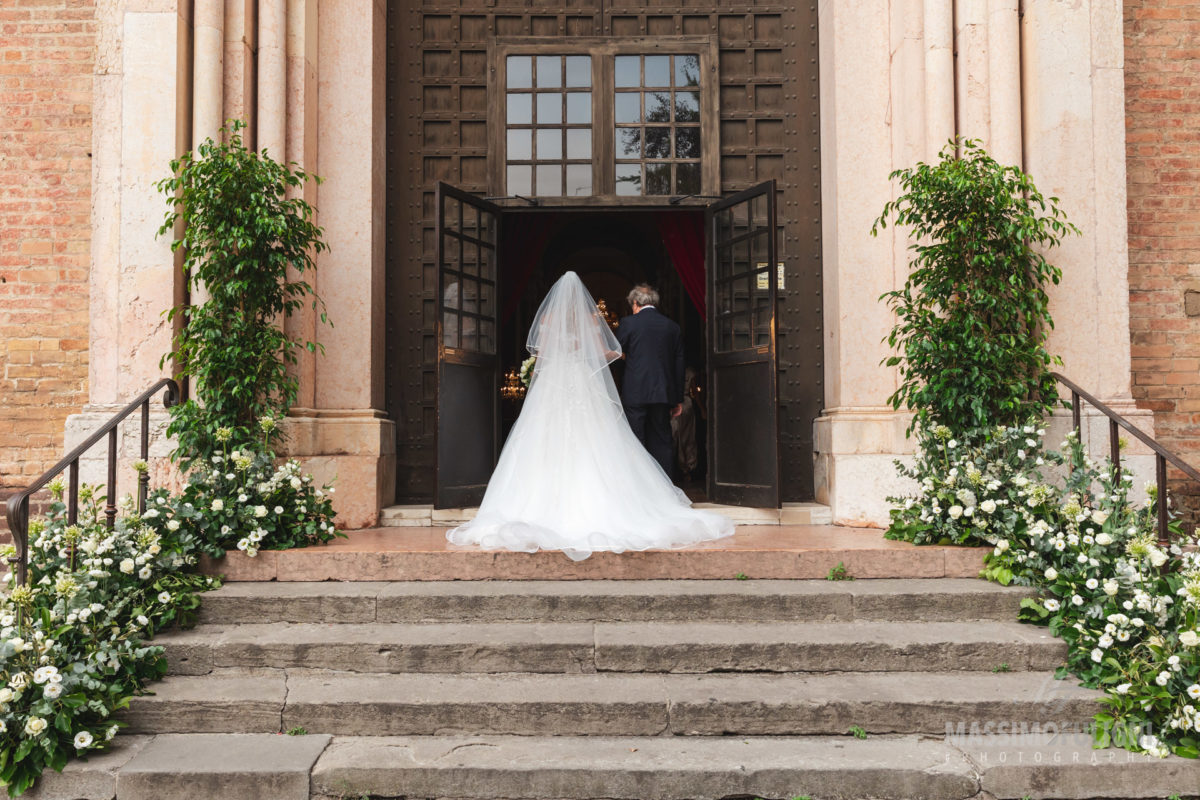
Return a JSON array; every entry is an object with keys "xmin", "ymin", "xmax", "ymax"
[{"xmin": 519, "ymin": 356, "xmax": 537, "ymax": 388}]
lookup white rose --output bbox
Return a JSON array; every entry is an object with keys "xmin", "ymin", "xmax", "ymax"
[
  {"xmin": 254, "ymin": 506, "xmax": 268, "ymax": 518},
  {"xmin": 290, "ymin": 477, "xmax": 302, "ymax": 490},
  {"xmin": 136, "ymin": 615, "xmax": 149, "ymax": 627},
  {"xmin": 1150, "ymin": 549, "xmax": 1169, "ymax": 567},
  {"xmin": 166, "ymin": 520, "xmax": 180, "ymax": 532},
  {"xmin": 138, "ymin": 566, "xmax": 152, "ymax": 580},
  {"xmin": 994, "ymin": 539, "xmax": 1009, "ymax": 553},
  {"xmin": 1156, "ymin": 671, "xmax": 1171, "ymax": 686},
  {"xmin": 148, "ymin": 543, "xmax": 161, "ymax": 555},
  {"xmin": 24, "ymin": 717, "xmax": 47, "ymax": 736},
  {"xmin": 1103, "ymin": 580, "xmax": 1119, "ymax": 597},
  {"xmin": 1071, "ymin": 594, "xmax": 1084, "ymax": 606},
  {"xmin": 43, "ymin": 683, "xmax": 62, "ymax": 699},
  {"xmin": 1085, "ymin": 578, "xmax": 1099, "ymax": 591},
  {"xmin": 73, "ymin": 731, "xmax": 94, "ymax": 749},
  {"xmin": 273, "ymin": 505, "xmax": 284, "ymax": 515},
  {"xmin": 980, "ymin": 500, "xmax": 997, "ymax": 514},
  {"xmin": 1180, "ymin": 631, "xmax": 1200, "ymax": 647},
  {"xmin": 1091, "ymin": 510, "xmax": 1109, "ymax": 525},
  {"xmin": 1116, "ymin": 683, "xmax": 1131, "ymax": 694},
  {"xmin": 211, "ymin": 499, "xmax": 224, "ymax": 512},
  {"xmin": 1091, "ymin": 648, "xmax": 1103, "ymax": 663},
  {"xmin": 948, "ymin": 505, "xmax": 964, "ymax": 519},
  {"xmin": 78, "ymin": 608, "xmax": 91, "ymax": 621},
  {"xmin": 1187, "ymin": 684, "xmax": 1200, "ymax": 700},
  {"xmin": 158, "ymin": 591, "xmax": 172, "ymax": 604},
  {"xmin": 1095, "ymin": 532, "xmax": 1113, "ymax": 546},
  {"xmin": 1044, "ymin": 599, "xmax": 1061, "ymax": 612},
  {"xmin": 1045, "ymin": 568, "xmax": 1058, "ymax": 581},
  {"xmin": 119, "ymin": 559, "xmax": 135, "ymax": 574},
  {"xmin": 0, "ymin": 688, "xmax": 13, "ymax": 703}
]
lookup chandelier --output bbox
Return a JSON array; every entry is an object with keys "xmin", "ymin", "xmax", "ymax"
[
  {"xmin": 597, "ymin": 299, "xmax": 619, "ymax": 330},
  {"xmin": 500, "ymin": 368, "xmax": 526, "ymax": 401}
]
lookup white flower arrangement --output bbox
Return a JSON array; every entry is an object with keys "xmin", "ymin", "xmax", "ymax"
[{"xmin": 890, "ymin": 424, "xmax": 1200, "ymax": 758}]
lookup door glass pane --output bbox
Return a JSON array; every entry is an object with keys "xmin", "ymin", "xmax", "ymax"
[
  {"xmin": 566, "ymin": 92, "xmax": 591, "ymax": 123},
  {"xmin": 507, "ymin": 56, "xmax": 532, "ymax": 89},
  {"xmin": 462, "ymin": 240, "xmax": 479, "ymax": 279},
  {"xmin": 479, "ymin": 319, "xmax": 495, "ymax": 355},
  {"xmin": 616, "ymin": 128, "xmax": 641, "ymax": 158},
  {"xmin": 675, "ymin": 54, "xmax": 701, "ymax": 87},
  {"xmin": 479, "ymin": 281, "xmax": 494, "ymax": 316},
  {"xmin": 461, "ymin": 277, "xmax": 479, "ymax": 316},
  {"xmin": 718, "ymin": 317, "xmax": 732, "ymax": 352},
  {"xmin": 536, "ymin": 164, "xmax": 561, "ymax": 196},
  {"xmin": 675, "ymin": 127, "xmax": 700, "ymax": 159},
  {"xmin": 645, "ymin": 162, "xmax": 670, "ymax": 195},
  {"xmin": 615, "ymin": 164, "xmax": 641, "ymax": 196},
  {"xmin": 507, "ymin": 93, "xmax": 532, "ymax": 124},
  {"xmin": 566, "ymin": 128, "xmax": 591, "ymax": 159},
  {"xmin": 536, "ymin": 93, "xmax": 561, "ymax": 124},
  {"xmin": 566, "ymin": 56, "xmax": 591, "ymax": 87},
  {"xmin": 615, "ymin": 55, "xmax": 639, "ymax": 87},
  {"xmin": 443, "ymin": 310, "xmax": 459, "ymax": 349},
  {"xmin": 507, "ymin": 129, "xmax": 531, "ymax": 160},
  {"xmin": 537, "ymin": 128, "xmax": 562, "ymax": 161},
  {"xmin": 566, "ymin": 164, "xmax": 591, "ymax": 197},
  {"xmin": 507, "ymin": 165, "xmax": 531, "ymax": 196},
  {"xmin": 480, "ymin": 246, "xmax": 495, "ymax": 281},
  {"xmin": 644, "ymin": 55, "xmax": 670, "ymax": 87},
  {"xmin": 536, "ymin": 56, "xmax": 561, "ymax": 88},
  {"xmin": 615, "ymin": 92, "xmax": 641, "ymax": 123}
]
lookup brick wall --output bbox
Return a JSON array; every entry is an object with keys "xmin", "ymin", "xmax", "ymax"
[
  {"xmin": 0, "ymin": 1, "xmax": 96, "ymax": 534},
  {"xmin": 1125, "ymin": 0, "xmax": 1200, "ymax": 519}
]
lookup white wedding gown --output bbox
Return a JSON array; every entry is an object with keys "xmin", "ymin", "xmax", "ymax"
[{"xmin": 446, "ymin": 272, "xmax": 734, "ymax": 560}]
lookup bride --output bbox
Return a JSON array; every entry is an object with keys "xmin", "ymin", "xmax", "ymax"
[{"xmin": 446, "ymin": 271, "xmax": 734, "ymax": 560}]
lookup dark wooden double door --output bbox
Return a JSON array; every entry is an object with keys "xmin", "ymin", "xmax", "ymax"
[{"xmin": 435, "ymin": 181, "xmax": 780, "ymax": 509}]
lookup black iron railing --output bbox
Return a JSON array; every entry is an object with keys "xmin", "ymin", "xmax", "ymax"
[
  {"xmin": 1054, "ymin": 372, "xmax": 1200, "ymax": 543},
  {"xmin": 4, "ymin": 379, "xmax": 180, "ymax": 586}
]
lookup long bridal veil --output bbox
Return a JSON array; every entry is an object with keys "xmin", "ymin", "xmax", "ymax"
[{"xmin": 446, "ymin": 271, "xmax": 734, "ymax": 560}]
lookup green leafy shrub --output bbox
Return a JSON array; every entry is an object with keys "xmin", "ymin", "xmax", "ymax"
[
  {"xmin": 169, "ymin": 422, "xmax": 342, "ymax": 559},
  {"xmin": 156, "ymin": 120, "xmax": 330, "ymax": 468},
  {"xmin": 0, "ymin": 482, "xmax": 217, "ymax": 796},
  {"xmin": 873, "ymin": 139, "xmax": 1077, "ymax": 435}
]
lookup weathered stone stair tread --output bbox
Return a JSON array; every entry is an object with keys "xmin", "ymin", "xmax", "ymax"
[
  {"xmin": 125, "ymin": 668, "xmax": 1101, "ymax": 736},
  {"xmin": 160, "ymin": 619, "xmax": 1067, "ymax": 675},
  {"xmin": 310, "ymin": 733, "xmax": 982, "ymax": 800},
  {"xmin": 198, "ymin": 578, "xmax": 1031, "ymax": 624}
]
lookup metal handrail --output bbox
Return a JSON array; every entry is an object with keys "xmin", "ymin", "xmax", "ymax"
[
  {"xmin": 1053, "ymin": 372, "xmax": 1200, "ymax": 543},
  {"xmin": 4, "ymin": 378, "xmax": 180, "ymax": 586}
]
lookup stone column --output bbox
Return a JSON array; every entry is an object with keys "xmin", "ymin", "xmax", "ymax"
[
  {"xmin": 193, "ymin": 0, "xmax": 223, "ymax": 145},
  {"xmin": 72, "ymin": 1, "xmax": 191, "ymax": 492},
  {"xmin": 987, "ymin": 0, "xmax": 1021, "ymax": 166},
  {"xmin": 257, "ymin": 0, "xmax": 288, "ymax": 160},
  {"xmin": 223, "ymin": 0, "xmax": 256, "ymax": 141},
  {"xmin": 279, "ymin": 0, "xmax": 394, "ymax": 528},
  {"xmin": 955, "ymin": 0, "xmax": 990, "ymax": 142},
  {"xmin": 924, "ymin": 0, "xmax": 955, "ymax": 158}
]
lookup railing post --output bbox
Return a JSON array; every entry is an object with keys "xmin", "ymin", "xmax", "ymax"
[
  {"xmin": 138, "ymin": 400, "xmax": 150, "ymax": 514},
  {"xmin": 1071, "ymin": 390, "xmax": 1081, "ymax": 434},
  {"xmin": 1157, "ymin": 453, "xmax": 1169, "ymax": 545},
  {"xmin": 1109, "ymin": 418, "xmax": 1121, "ymax": 484},
  {"xmin": 67, "ymin": 460, "xmax": 79, "ymax": 525},
  {"xmin": 105, "ymin": 427, "xmax": 118, "ymax": 529}
]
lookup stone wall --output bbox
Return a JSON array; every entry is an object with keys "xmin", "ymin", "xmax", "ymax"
[
  {"xmin": 0, "ymin": 0, "xmax": 96, "ymax": 534},
  {"xmin": 1125, "ymin": 0, "xmax": 1200, "ymax": 520}
]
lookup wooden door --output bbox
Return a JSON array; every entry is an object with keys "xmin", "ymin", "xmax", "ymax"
[
  {"xmin": 435, "ymin": 183, "xmax": 503, "ymax": 509},
  {"xmin": 705, "ymin": 180, "xmax": 780, "ymax": 507}
]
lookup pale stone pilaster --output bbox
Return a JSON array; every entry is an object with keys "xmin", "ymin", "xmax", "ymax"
[
  {"xmin": 924, "ymin": 0, "xmax": 955, "ymax": 158},
  {"xmin": 257, "ymin": 0, "xmax": 288, "ymax": 160},
  {"xmin": 955, "ymin": 0, "xmax": 990, "ymax": 142},
  {"xmin": 223, "ymin": 0, "xmax": 256, "ymax": 141},
  {"xmin": 193, "ymin": 0, "xmax": 223, "ymax": 144},
  {"xmin": 987, "ymin": 0, "xmax": 1021, "ymax": 166}
]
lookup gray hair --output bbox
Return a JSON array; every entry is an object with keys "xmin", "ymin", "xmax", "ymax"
[{"xmin": 627, "ymin": 284, "xmax": 659, "ymax": 308}]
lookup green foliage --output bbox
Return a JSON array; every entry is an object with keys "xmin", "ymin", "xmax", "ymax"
[
  {"xmin": 848, "ymin": 725, "xmax": 868, "ymax": 739},
  {"xmin": 156, "ymin": 120, "xmax": 330, "ymax": 468},
  {"xmin": 991, "ymin": 663, "xmax": 1011, "ymax": 673},
  {"xmin": 286, "ymin": 727, "xmax": 308, "ymax": 736},
  {"xmin": 873, "ymin": 139, "xmax": 1078, "ymax": 436},
  {"xmin": 0, "ymin": 483, "xmax": 218, "ymax": 796},
  {"xmin": 825, "ymin": 562, "xmax": 854, "ymax": 581},
  {"xmin": 734, "ymin": 572, "xmax": 748, "ymax": 581}
]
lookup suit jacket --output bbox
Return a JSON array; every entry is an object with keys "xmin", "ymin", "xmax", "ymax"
[{"xmin": 615, "ymin": 307, "xmax": 685, "ymax": 406}]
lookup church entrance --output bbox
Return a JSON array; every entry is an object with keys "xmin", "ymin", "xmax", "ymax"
[{"xmin": 433, "ymin": 181, "xmax": 781, "ymax": 511}]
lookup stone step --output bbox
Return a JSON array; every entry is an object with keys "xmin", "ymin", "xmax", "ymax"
[
  {"xmin": 196, "ymin": 578, "xmax": 1032, "ymax": 625},
  {"xmin": 23, "ymin": 731, "xmax": 1200, "ymax": 800},
  {"xmin": 380, "ymin": 501, "xmax": 835, "ymax": 527},
  {"xmin": 198, "ymin": 525, "xmax": 986, "ymax": 581},
  {"xmin": 159, "ymin": 620, "xmax": 1066, "ymax": 676},
  {"xmin": 308, "ymin": 733, "xmax": 1200, "ymax": 800},
  {"xmin": 124, "ymin": 668, "xmax": 1101, "ymax": 737}
]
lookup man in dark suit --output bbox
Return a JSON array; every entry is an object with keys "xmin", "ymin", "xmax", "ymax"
[{"xmin": 615, "ymin": 283, "xmax": 685, "ymax": 478}]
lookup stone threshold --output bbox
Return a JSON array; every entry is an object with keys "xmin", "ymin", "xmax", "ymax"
[
  {"xmin": 380, "ymin": 501, "xmax": 834, "ymax": 527},
  {"xmin": 198, "ymin": 526, "xmax": 987, "ymax": 582}
]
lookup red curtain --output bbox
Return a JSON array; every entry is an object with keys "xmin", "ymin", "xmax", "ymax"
[
  {"xmin": 656, "ymin": 211, "xmax": 706, "ymax": 320},
  {"xmin": 500, "ymin": 214, "xmax": 556, "ymax": 323}
]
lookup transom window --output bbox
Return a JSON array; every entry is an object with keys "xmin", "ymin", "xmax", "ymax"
[
  {"xmin": 614, "ymin": 54, "xmax": 702, "ymax": 197},
  {"xmin": 491, "ymin": 38, "xmax": 718, "ymax": 201}
]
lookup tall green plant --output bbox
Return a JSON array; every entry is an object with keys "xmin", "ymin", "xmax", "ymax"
[
  {"xmin": 873, "ymin": 139, "xmax": 1078, "ymax": 435},
  {"xmin": 156, "ymin": 120, "xmax": 329, "ymax": 467}
]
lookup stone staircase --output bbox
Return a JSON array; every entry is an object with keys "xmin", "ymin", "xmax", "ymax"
[{"xmin": 27, "ymin": 578, "xmax": 1200, "ymax": 799}]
